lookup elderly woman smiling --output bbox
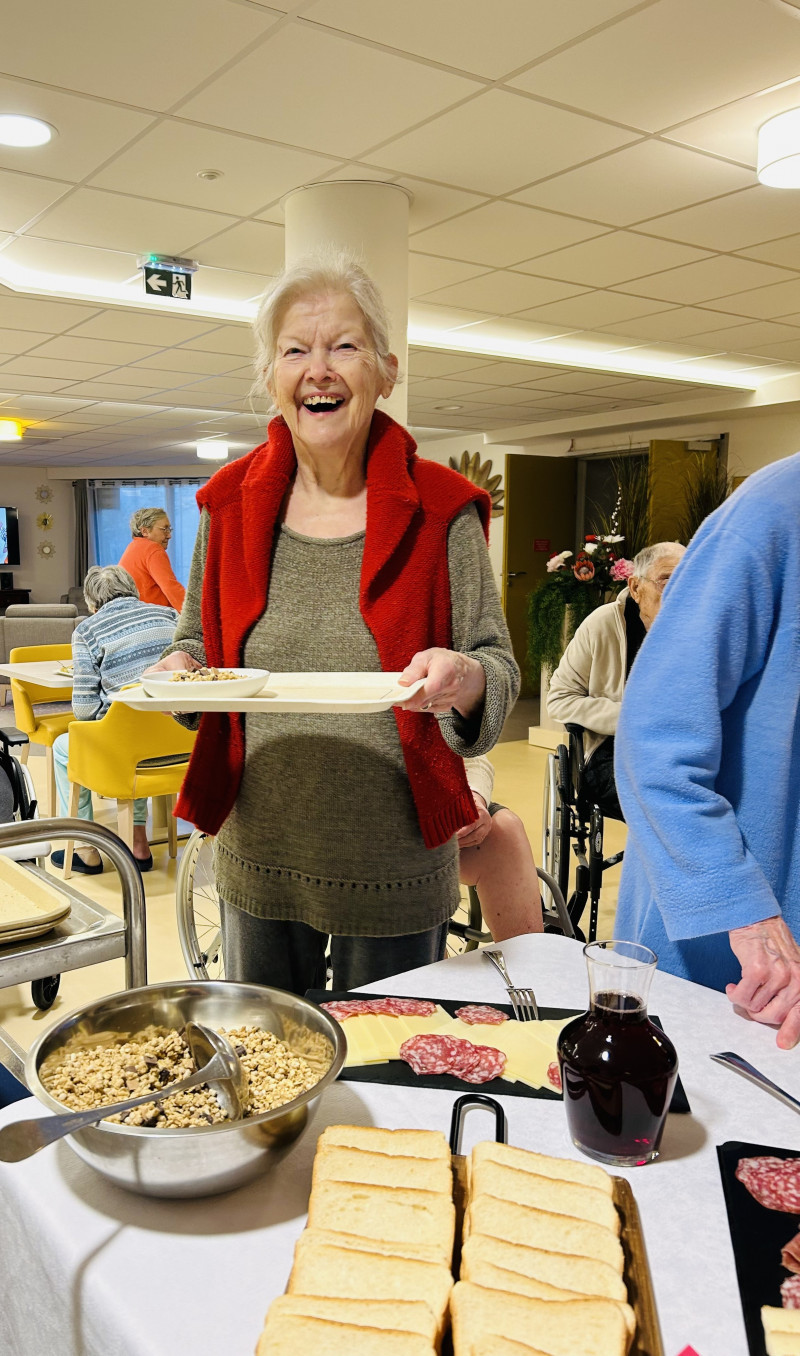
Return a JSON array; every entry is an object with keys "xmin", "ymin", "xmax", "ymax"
[{"xmin": 149, "ymin": 254, "xmax": 519, "ymax": 993}]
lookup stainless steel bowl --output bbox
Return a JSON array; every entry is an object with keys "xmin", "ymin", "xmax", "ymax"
[{"xmin": 25, "ymin": 980, "xmax": 346, "ymax": 1199}]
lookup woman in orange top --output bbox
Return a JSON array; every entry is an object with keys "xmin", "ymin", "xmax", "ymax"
[{"xmin": 118, "ymin": 507, "xmax": 186, "ymax": 611}]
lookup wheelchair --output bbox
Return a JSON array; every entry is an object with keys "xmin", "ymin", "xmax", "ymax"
[
  {"xmin": 541, "ymin": 724, "xmax": 624, "ymax": 944},
  {"xmin": 176, "ymin": 827, "xmax": 574, "ymax": 979}
]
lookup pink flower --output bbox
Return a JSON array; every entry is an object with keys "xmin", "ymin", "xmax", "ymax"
[{"xmin": 611, "ymin": 558, "xmax": 634, "ymax": 581}]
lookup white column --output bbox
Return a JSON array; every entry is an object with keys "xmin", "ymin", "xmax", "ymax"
[{"xmin": 283, "ymin": 181, "xmax": 410, "ymax": 426}]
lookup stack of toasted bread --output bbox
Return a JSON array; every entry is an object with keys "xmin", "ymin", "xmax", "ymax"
[
  {"xmin": 257, "ymin": 1125, "xmax": 455, "ymax": 1355},
  {"xmin": 452, "ymin": 1141, "xmax": 635, "ymax": 1355}
]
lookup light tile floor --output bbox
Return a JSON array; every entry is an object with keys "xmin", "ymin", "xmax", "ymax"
[{"xmin": 0, "ymin": 735, "xmax": 625, "ymax": 1059}]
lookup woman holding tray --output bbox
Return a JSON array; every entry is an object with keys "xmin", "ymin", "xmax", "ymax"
[{"xmin": 146, "ymin": 253, "xmax": 521, "ymax": 992}]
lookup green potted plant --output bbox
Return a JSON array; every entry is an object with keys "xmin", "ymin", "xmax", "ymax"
[{"xmin": 527, "ymin": 535, "xmax": 633, "ymax": 687}]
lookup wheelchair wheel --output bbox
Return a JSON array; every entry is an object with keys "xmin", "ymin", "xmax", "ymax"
[
  {"xmin": 175, "ymin": 830, "xmax": 224, "ymax": 980},
  {"xmin": 31, "ymin": 974, "xmax": 60, "ymax": 1011},
  {"xmin": 542, "ymin": 749, "xmax": 571, "ymax": 911}
]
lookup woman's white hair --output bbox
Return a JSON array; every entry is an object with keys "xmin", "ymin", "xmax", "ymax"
[
  {"xmin": 631, "ymin": 541, "xmax": 685, "ymax": 579},
  {"xmin": 130, "ymin": 506, "xmax": 168, "ymax": 537},
  {"xmin": 251, "ymin": 249, "xmax": 397, "ymax": 407},
  {"xmin": 83, "ymin": 565, "xmax": 138, "ymax": 611}
]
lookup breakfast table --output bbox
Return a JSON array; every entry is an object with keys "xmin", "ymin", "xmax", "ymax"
[
  {"xmin": 0, "ymin": 933, "xmax": 794, "ymax": 1356},
  {"xmin": 0, "ymin": 658, "xmax": 73, "ymax": 689}
]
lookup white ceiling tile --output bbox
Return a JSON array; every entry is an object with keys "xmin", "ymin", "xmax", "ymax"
[
  {"xmin": 180, "ymin": 325, "xmax": 255, "ymax": 356},
  {"xmin": 456, "ymin": 384, "xmax": 564, "ymax": 407},
  {"xmin": 665, "ymin": 82, "xmax": 800, "ymax": 168},
  {"xmin": 0, "ymin": 328, "xmax": 47, "ymax": 355},
  {"xmin": 708, "ymin": 279, "xmax": 800, "ymax": 319},
  {"xmin": 132, "ymin": 348, "xmax": 246, "ymax": 376},
  {"xmin": 616, "ymin": 255, "xmax": 792, "ymax": 304},
  {"xmin": 449, "ymin": 360, "xmax": 556, "ymax": 387},
  {"xmin": 595, "ymin": 305, "xmax": 752, "ymax": 341},
  {"xmin": 396, "ymin": 181, "xmax": 489, "ymax": 234},
  {"xmin": 514, "ymin": 290, "xmax": 675, "ymax": 329},
  {"xmin": 738, "ymin": 234, "xmax": 800, "ymax": 270},
  {"xmin": 180, "ymin": 375, "xmax": 253, "ymax": 397},
  {"xmin": 637, "ymin": 186, "xmax": 800, "ymax": 253},
  {"xmin": 592, "ymin": 377, "xmax": 702, "ymax": 400},
  {"xmin": 0, "ymin": 171, "xmax": 73, "ymax": 232},
  {"xmin": 87, "ymin": 366, "xmax": 195, "ymax": 389},
  {"xmin": 27, "ymin": 187, "xmax": 237, "ymax": 255},
  {"xmin": 0, "ymin": 374, "xmax": 71, "ymax": 393},
  {"xmin": 456, "ymin": 318, "xmax": 575, "ymax": 345},
  {"xmin": 190, "ymin": 220, "xmax": 285, "ymax": 274},
  {"xmin": 179, "ymin": 25, "xmax": 478, "ymax": 160},
  {"xmin": 2, "ymin": 0, "xmax": 280, "ymax": 109},
  {"xmin": 408, "ymin": 255, "xmax": 487, "ymax": 297},
  {"xmin": 91, "ymin": 122, "xmax": 340, "ymax": 217},
  {"xmin": 407, "ymin": 350, "xmax": 492, "ymax": 378},
  {"xmin": 57, "ymin": 381, "xmax": 177, "ymax": 400},
  {"xmin": 412, "ymin": 202, "xmax": 605, "ymax": 269},
  {"xmin": 0, "ymin": 237, "xmax": 139, "ymax": 284},
  {"xmin": 303, "ymin": 0, "xmax": 642, "ymax": 78},
  {"xmin": 525, "ymin": 370, "xmax": 632, "ymax": 393},
  {"xmin": 375, "ymin": 89, "xmax": 637, "ymax": 196},
  {"xmin": 518, "ymin": 232, "xmax": 708, "ymax": 287},
  {"xmin": 192, "ymin": 267, "xmax": 273, "ymax": 305},
  {"xmin": 0, "ymin": 295, "xmax": 98, "ymax": 332},
  {"xmin": 732, "ymin": 336, "xmax": 800, "ymax": 361},
  {"xmin": 68, "ymin": 311, "xmax": 220, "ymax": 345},
  {"xmin": 666, "ymin": 319, "xmax": 800, "ymax": 351},
  {"xmin": 315, "ymin": 163, "xmax": 398, "ymax": 187},
  {"xmin": 417, "ymin": 271, "xmax": 585, "ymax": 315},
  {"xmin": 408, "ymin": 301, "xmax": 496, "ymax": 329},
  {"xmin": 514, "ymin": 141, "xmax": 753, "ymax": 228},
  {"xmin": 32, "ymin": 335, "xmax": 161, "ymax": 364},
  {"xmin": 0, "ymin": 88, "xmax": 154, "ymax": 190},
  {"xmin": 0, "ymin": 355, "xmax": 115, "ymax": 381},
  {"xmin": 510, "ymin": 0, "xmax": 800, "ymax": 132}
]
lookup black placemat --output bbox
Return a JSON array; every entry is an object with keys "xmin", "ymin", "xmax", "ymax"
[
  {"xmin": 717, "ymin": 1140, "xmax": 800, "ymax": 1356},
  {"xmin": 308, "ymin": 990, "xmax": 689, "ymax": 1112}
]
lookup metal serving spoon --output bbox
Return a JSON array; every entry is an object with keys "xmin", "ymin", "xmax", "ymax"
[
  {"xmin": 0, "ymin": 1021, "xmax": 246, "ymax": 1164},
  {"xmin": 711, "ymin": 1051, "xmax": 800, "ymax": 1116}
]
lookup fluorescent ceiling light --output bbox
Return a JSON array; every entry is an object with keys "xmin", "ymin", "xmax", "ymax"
[
  {"xmin": 758, "ymin": 106, "xmax": 800, "ymax": 186},
  {"xmin": 196, "ymin": 440, "xmax": 229, "ymax": 461},
  {"xmin": 408, "ymin": 324, "xmax": 761, "ymax": 390},
  {"xmin": 0, "ymin": 115, "xmax": 54, "ymax": 147},
  {"xmin": 0, "ymin": 419, "xmax": 23, "ymax": 441}
]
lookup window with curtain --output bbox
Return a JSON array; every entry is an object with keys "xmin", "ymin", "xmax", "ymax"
[{"xmin": 87, "ymin": 479, "xmax": 207, "ymax": 586}]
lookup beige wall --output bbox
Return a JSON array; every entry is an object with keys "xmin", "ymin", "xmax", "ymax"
[{"xmin": 0, "ymin": 468, "xmax": 74, "ymax": 602}]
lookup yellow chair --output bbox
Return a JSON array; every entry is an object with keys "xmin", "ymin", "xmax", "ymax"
[
  {"xmin": 10, "ymin": 643, "xmax": 75, "ymax": 817},
  {"xmin": 63, "ymin": 702, "xmax": 196, "ymax": 879}
]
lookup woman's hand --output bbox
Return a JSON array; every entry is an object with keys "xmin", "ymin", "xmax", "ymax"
[
  {"xmin": 727, "ymin": 915, "xmax": 800, "ymax": 1049},
  {"xmin": 456, "ymin": 793, "xmax": 493, "ymax": 849},
  {"xmin": 141, "ymin": 651, "xmax": 203, "ymax": 676},
  {"xmin": 398, "ymin": 648, "xmax": 486, "ymax": 719}
]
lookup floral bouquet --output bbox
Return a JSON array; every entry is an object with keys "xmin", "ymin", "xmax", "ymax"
[{"xmin": 528, "ymin": 534, "xmax": 634, "ymax": 676}]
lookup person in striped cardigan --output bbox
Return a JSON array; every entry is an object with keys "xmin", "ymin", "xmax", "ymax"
[{"xmin": 50, "ymin": 565, "xmax": 178, "ymax": 875}]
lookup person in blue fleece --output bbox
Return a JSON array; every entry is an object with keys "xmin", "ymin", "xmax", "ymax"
[{"xmin": 614, "ymin": 452, "xmax": 800, "ymax": 1049}]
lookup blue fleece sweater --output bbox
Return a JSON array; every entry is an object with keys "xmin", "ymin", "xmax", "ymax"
[{"xmin": 614, "ymin": 452, "xmax": 800, "ymax": 991}]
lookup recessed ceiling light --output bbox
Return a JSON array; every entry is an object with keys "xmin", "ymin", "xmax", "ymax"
[
  {"xmin": 196, "ymin": 440, "xmax": 229, "ymax": 461},
  {"xmin": 434, "ymin": 403, "xmax": 463, "ymax": 411},
  {"xmin": 0, "ymin": 115, "xmax": 55, "ymax": 147},
  {"xmin": 197, "ymin": 168, "xmax": 224, "ymax": 181},
  {"xmin": 758, "ymin": 107, "xmax": 800, "ymax": 186},
  {"xmin": 0, "ymin": 419, "xmax": 23, "ymax": 441}
]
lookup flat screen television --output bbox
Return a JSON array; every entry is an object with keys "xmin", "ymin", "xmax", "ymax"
[{"xmin": 0, "ymin": 507, "xmax": 20, "ymax": 566}]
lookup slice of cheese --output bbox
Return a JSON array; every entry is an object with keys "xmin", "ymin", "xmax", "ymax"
[{"xmin": 342, "ymin": 1018, "xmax": 389, "ymax": 1067}]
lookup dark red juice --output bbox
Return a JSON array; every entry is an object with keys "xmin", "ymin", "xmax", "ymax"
[{"xmin": 557, "ymin": 990, "xmax": 678, "ymax": 1166}]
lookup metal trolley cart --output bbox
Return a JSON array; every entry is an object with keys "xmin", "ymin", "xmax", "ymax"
[{"xmin": 0, "ymin": 818, "xmax": 147, "ymax": 1086}]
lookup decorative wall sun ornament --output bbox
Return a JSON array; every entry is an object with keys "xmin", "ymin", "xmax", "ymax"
[
  {"xmin": 38, "ymin": 540, "xmax": 55, "ymax": 559},
  {"xmin": 36, "ymin": 512, "xmax": 53, "ymax": 530},
  {"xmin": 34, "ymin": 483, "xmax": 54, "ymax": 503},
  {"xmin": 449, "ymin": 450, "xmax": 505, "ymax": 518}
]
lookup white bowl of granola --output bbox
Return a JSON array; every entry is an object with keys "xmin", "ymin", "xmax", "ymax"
[
  {"xmin": 140, "ymin": 666, "xmax": 269, "ymax": 700},
  {"xmin": 26, "ymin": 980, "xmax": 344, "ymax": 1198}
]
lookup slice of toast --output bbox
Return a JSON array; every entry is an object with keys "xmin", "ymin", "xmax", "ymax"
[
  {"xmin": 471, "ymin": 1141, "xmax": 614, "ymax": 1197},
  {"xmin": 257, "ymin": 1314, "xmax": 435, "ymax": 1356},
  {"xmin": 458, "ymin": 1256, "xmax": 635, "ymax": 1339},
  {"xmin": 264, "ymin": 1294, "xmax": 437, "ymax": 1343},
  {"xmin": 317, "ymin": 1124, "xmax": 450, "ymax": 1160},
  {"xmin": 467, "ymin": 1195, "xmax": 624, "ymax": 1274},
  {"xmin": 470, "ymin": 1159, "xmax": 620, "ymax": 1234},
  {"xmin": 451, "ymin": 1281, "xmax": 628, "ymax": 1356},
  {"xmin": 313, "ymin": 1145, "xmax": 452, "ymax": 1194},
  {"xmin": 460, "ymin": 1234, "xmax": 627, "ymax": 1302},
  {"xmin": 288, "ymin": 1240, "xmax": 453, "ymax": 1335},
  {"xmin": 307, "ymin": 1180, "xmax": 455, "ymax": 1264},
  {"xmin": 295, "ymin": 1227, "xmax": 443, "ymax": 1265}
]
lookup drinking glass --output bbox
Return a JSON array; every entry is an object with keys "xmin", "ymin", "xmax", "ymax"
[{"xmin": 557, "ymin": 940, "xmax": 678, "ymax": 1167}]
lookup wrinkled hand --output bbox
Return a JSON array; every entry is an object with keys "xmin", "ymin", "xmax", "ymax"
[
  {"xmin": 457, "ymin": 794, "xmax": 493, "ymax": 849},
  {"xmin": 141, "ymin": 651, "xmax": 203, "ymax": 677},
  {"xmin": 398, "ymin": 648, "xmax": 486, "ymax": 719},
  {"xmin": 727, "ymin": 916, "xmax": 800, "ymax": 1050}
]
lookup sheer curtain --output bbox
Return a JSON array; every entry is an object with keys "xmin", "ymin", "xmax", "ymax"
[
  {"xmin": 87, "ymin": 478, "xmax": 207, "ymax": 585},
  {"xmin": 72, "ymin": 480, "xmax": 89, "ymax": 587}
]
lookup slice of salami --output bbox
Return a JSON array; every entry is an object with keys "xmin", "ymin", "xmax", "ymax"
[
  {"xmin": 382, "ymin": 997, "xmax": 437, "ymax": 1017},
  {"xmin": 735, "ymin": 1157, "xmax": 800, "ymax": 1212},
  {"xmin": 460, "ymin": 1044, "xmax": 506, "ymax": 1085},
  {"xmin": 546, "ymin": 1060, "xmax": 563, "ymax": 1093},
  {"xmin": 454, "ymin": 1004, "xmax": 509, "ymax": 1026},
  {"xmin": 400, "ymin": 1034, "xmax": 465, "ymax": 1076},
  {"xmin": 782, "ymin": 1274, "xmax": 800, "ymax": 1309},
  {"xmin": 319, "ymin": 999, "xmax": 378, "ymax": 1021}
]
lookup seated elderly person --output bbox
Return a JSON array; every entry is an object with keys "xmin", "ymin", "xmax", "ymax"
[
  {"xmin": 50, "ymin": 565, "xmax": 179, "ymax": 875},
  {"xmin": 461, "ymin": 755, "xmax": 543, "ymax": 941},
  {"xmin": 546, "ymin": 541, "xmax": 685, "ymax": 820}
]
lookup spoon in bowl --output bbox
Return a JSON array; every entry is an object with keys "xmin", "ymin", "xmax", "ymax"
[{"xmin": 0, "ymin": 1022, "xmax": 245, "ymax": 1164}]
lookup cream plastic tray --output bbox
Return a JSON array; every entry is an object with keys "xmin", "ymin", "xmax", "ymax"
[
  {"xmin": 111, "ymin": 671, "xmax": 427, "ymax": 715},
  {"xmin": 0, "ymin": 855, "xmax": 71, "ymax": 941}
]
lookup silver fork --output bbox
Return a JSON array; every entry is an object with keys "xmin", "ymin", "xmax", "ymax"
[{"xmin": 483, "ymin": 949, "xmax": 539, "ymax": 1021}]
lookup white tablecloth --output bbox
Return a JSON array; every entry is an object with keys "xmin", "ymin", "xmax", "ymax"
[{"xmin": 0, "ymin": 935, "xmax": 796, "ymax": 1356}]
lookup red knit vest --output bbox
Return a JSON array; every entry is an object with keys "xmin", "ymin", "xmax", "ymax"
[{"xmin": 175, "ymin": 411, "xmax": 492, "ymax": 849}]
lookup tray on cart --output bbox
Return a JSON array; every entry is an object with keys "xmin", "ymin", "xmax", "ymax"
[
  {"xmin": 0, "ymin": 856, "xmax": 71, "ymax": 943},
  {"xmin": 111, "ymin": 671, "xmax": 426, "ymax": 715}
]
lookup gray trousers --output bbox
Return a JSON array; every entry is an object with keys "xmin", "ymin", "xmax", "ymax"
[{"xmin": 220, "ymin": 900, "xmax": 449, "ymax": 995}]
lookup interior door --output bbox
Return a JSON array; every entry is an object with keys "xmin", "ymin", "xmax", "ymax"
[{"xmin": 502, "ymin": 453, "xmax": 577, "ymax": 698}]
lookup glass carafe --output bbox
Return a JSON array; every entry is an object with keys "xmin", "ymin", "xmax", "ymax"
[{"xmin": 557, "ymin": 940, "xmax": 678, "ymax": 1167}]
